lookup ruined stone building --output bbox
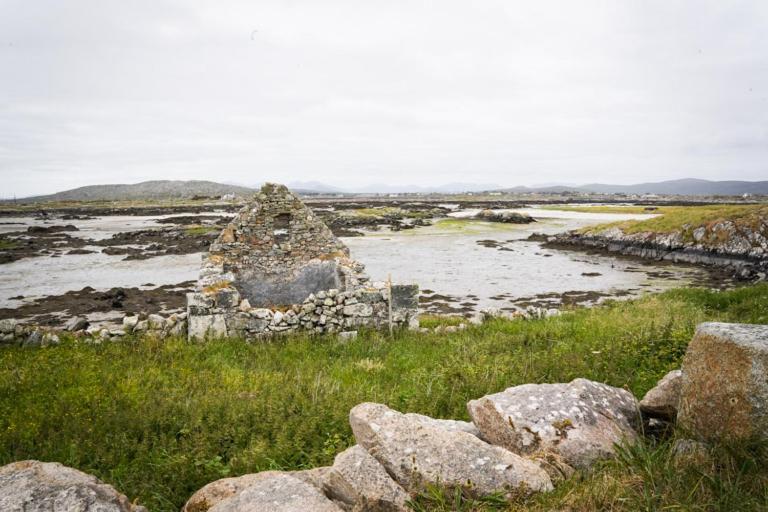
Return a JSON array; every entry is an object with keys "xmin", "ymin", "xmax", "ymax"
[{"xmin": 187, "ymin": 183, "xmax": 418, "ymax": 340}]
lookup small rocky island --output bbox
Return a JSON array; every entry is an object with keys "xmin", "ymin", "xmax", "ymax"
[{"xmin": 475, "ymin": 209, "xmax": 535, "ymax": 224}]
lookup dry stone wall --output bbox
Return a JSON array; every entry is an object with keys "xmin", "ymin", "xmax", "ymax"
[{"xmin": 187, "ymin": 183, "xmax": 419, "ymax": 340}]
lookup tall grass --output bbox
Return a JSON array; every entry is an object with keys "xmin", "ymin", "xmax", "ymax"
[{"xmin": 1, "ymin": 285, "xmax": 767, "ymax": 511}]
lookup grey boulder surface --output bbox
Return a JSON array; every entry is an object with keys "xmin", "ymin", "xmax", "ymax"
[
  {"xmin": 183, "ymin": 473, "xmax": 268, "ymax": 512},
  {"xmin": 678, "ymin": 322, "xmax": 768, "ymax": 442},
  {"xmin": 403, "ymin": 412, "xmax": 483, "ymax": 438},
  {"xmin": 0, "ymin": 460, "xmax": 146, "ymax": 512},
  {"xmin": 324, "ymin": 445, "xmax": 409, "ymax": 511},
  {"xmin": 205, "ymin": 471, "xmax": 342, "ymax": 512},
  {"xmin": 183, "ymin": 469, "xmax": 334, "ymax": 512},
  {"xmin": 640, "ymin": 370, "xmax": 682, "ymax": 421},
  {"xmin": 467, "ymin": 378, "xmax": 640, "ymax": 469},
  {"xmin": 349, "ymin": 402, "xmax": 552, "ymax": 497}
]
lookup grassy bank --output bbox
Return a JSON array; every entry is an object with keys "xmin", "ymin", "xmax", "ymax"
[
  {"xmin": 564, "ymin": 204, "xmax": 768, "ymax": 236},
  {"xmin": 1, "ymin": 285, "xmax": 768, "ymax": 511}
]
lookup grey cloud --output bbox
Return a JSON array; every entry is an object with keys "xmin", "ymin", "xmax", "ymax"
[{"xmin": 1, "ymin": 0, "xmax": 767, "ymax": 197}]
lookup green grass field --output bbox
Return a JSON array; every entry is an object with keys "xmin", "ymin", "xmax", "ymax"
[
  {"xmin": 1, "ymin": 285, "xmax": 768, "ymax": 511},
  {"xmin": 558, "ymin": 204, "xmax": 768, "ymax": 236}
]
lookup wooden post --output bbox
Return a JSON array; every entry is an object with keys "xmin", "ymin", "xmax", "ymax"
[{"xmin": 387, "ymin": 273, "xmax": 393, "ymax": 336}]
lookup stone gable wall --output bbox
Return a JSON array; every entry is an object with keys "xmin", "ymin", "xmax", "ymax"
[{"xmin": 187, "ymin": 183, "xmax": 419, "ymax": 340}]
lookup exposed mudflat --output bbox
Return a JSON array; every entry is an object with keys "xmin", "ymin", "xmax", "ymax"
[
  {"xmin": 0, "ymin": 282, "xmax": 194, "ymax": 326},
  {"xmin": 0, "ymin": 203, "xmax": 735, "ymax": 328}
]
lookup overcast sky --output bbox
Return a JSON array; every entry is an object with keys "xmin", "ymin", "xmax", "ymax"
[{"xmin": 1, "ymin": 1, "xmax": 766, "ymax": 196}]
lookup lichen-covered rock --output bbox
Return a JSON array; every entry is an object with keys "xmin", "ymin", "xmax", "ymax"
[
  {"xmin": 0, "ymin": 460, "xmax": 146, "ymax": 512},
  {"xmin": 184, "ymin": 470, "xmax": 336, "ymax": 512},
  {"xmin": 325, "ymin": 445, "xmax": 409, "ymax": 511},
  {"xmin": 192, "ymin": 471, "xmax": 342, "ymax": 512},
  {"xmin": 349, "ymin": 403, "xmax": 552, "ymax": 498},
  {"xmin": 467, "ymin": 378, "xmax": 640, "ymax": 469},
  {"xmin": 403, "ymin": 413, "xmax": 483, "ymax": 438},
  {"xmin": 678, "ymin": 322, "xmax": 768, "ymax": 442},
  {"xmin": 640, "ymin": 370, "xmax": 682, "ymax": 421},
  {"xmin": 183, "ymin": 474, "xmax": 267, "ymax": 512}
]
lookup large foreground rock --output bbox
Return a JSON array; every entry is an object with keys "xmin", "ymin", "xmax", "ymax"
[
  {"xmin": 467, "ymin": 378, "xmax": 640, "ymax": 469},
  {"xmin": 184, "ymin": 474, "xmax": 268, "ymax": 512},
  {"xmin": 0, "ymin": 460, "xmax": 146, "ymax": 512},
  {"xmin": 349, "ymin": 403, "xmax": 552, "ymax": 497},
  {"xmin": 186, "ymin": 471, "xmax": 341, "ymax": 512},
  {"xmin": 640, "ymin": 370, "xmax": 682, "ymax": 421},
  {"xmin": 184, "ymin": 469, "xmax": 333, "ymax": 512},
  {"xmin": 325, "ymin": 445, "xmax": 409, "ymax": 511},
  {"xmin": 678, "ymin": 322, "xmax": 768, "ymax": 442}
]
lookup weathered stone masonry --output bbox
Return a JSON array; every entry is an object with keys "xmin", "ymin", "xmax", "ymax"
[{"xmin": 187, "ymin": 183, "xmax": 419, "ymax": 340}]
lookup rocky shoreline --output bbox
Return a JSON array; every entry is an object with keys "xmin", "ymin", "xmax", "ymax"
[{"xmin": 544, "ymin": 222, "xmax": 768, "ymax": 281}]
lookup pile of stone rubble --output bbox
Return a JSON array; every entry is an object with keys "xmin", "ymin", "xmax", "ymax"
[{"xmin": 2, "ymin": 321, "xmax": 765, "ymax": 511}]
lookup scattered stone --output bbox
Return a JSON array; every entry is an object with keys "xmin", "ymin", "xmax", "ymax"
[
  {"xmin": 324, "ymin": 445, "xmax": 409, "ymax": 512},
  {"xmin": 678, "ymin": 322, "xmax": 768, "ymax": 442},
  {"xmin": 123, "ymin": 315, "xmax": 139, "ymax": 332},
  {"xmin": 64, "ymin": 316, "xmax": 89, "ymax": 332},
  {"xmin": 41, "ymin": 333, "xmax": 60, "ymax": 346},
  {"xmin": 671, "ymin": 438, "xmax": 712, "ymax": 468},
  {"xmin": 0, "ymin": 460, "xmax": 146, "ymax": 512},
  {"xmin": 23, "ymin": 331, "xmax": 43, "ymax": 348},
  {"xmin": 338, "ymin": 331, "xmax": 358, "ymax": 341},
  {"xmin": 467, "ymin": 378, "xmax": 640, "ymax": 469},
  {"xmin": 0, "ymin": 318, "xmax": 17, "ymax": 334},
  {"xmin": 640, "ymin": 370, "xmax": 682, "ymax": 421},
  {"xmin": 147, "ymin": 314, "xmax": 166, "ymax": 330},
  {"xmin": 349, "ymin": 403, "xmax": 552, "ymax": 498}
]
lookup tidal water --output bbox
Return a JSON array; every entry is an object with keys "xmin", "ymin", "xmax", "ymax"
[{"xmin": 0, "ymin": 207, "xmax": 722, "ymax": 313}]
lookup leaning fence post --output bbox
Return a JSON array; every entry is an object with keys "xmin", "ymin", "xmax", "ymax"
[{"xmin": 387, "ymin": 273, "xmax": 393, "ymax": 336}]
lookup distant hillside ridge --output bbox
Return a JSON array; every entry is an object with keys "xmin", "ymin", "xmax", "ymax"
[
  {"xmin": 503, "ymin": 179, "xmax": 768, "ymax": 196},
  {"xmin": 17, "ymin": 180, "xmax": 258, "ymax": 202}
]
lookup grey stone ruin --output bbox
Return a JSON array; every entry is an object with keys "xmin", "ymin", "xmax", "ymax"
[{"xmin": 187, "ymin": 183, "xmax": 419, "ymax": 340}]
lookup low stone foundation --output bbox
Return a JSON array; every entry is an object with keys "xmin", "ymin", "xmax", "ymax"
[{"xmin": 187, "ymin": 283, "xmax": 419, "ymax": 340}]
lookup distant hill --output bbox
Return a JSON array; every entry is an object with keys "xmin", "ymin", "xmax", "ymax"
[
  {"xmin": 578, "ymin": 178, "xmax": 768, "ymax": 196},
  {"xmin": 18, "ymin": 180, "xmax": 257, "ymax": 202},
  {"xmin": 350, "ymin": 182, "xmax": 503, "ymax": 194},
  {"xmin": 502, "ymin": 179, "xmax": 768, "ymax": 196},
  {"xmin": 13, "ymin": 177, "xmax": 768, "ymax": 202}
]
